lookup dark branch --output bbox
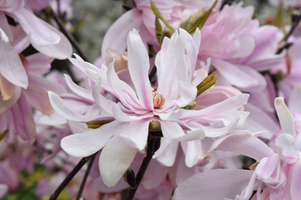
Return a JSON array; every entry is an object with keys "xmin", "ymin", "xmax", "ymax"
[
  {"xmin": 125, "ymin": 137, "xmax": 160, "ymax": 200},
  {"xmin": 49, "ymin": 8, "xmax": 90, "ymax": 62},
  {"xmin": 76, "ymin": 153, "xmax": 97, "ymax": 200},
  {"xmin": 49, "ymin": 154, "xmax": 94, "ymax": 200}
]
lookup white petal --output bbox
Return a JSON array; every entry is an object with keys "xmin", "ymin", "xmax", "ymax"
[
  {"xmin": 274, "ymin": 97, "xmax": 296, "ymax": 137},
  {"xmin": 99, "ymin": 135, "xmax": 138, "ymax": 187}
]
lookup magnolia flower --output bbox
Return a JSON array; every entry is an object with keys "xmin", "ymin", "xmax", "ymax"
[
  {"xmin": 0, "ymin": 0, "xmax": 72, "ymax": 59},
  {"xmin": 173, "ymin": 96, "xmax": 301, "ymax": 200},
  {"xmin": 0, "ymin": 53, "xmax": 66, "ymax": 143},
  {"xmin": 49, "ymin": 28, "xmax": 249, "ymax": 187}
]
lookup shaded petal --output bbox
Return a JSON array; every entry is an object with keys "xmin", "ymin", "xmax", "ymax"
[
  {"xmin": 209, "ymin": 131, "xmax": 274, "ymax": 161},
  {"xmin": 0, "ymin": 73, "xmax": 15, "ymax": 100},
  {"xmin": 276, "ymin": 134, "xmax": 298, "ymax": 164},
  {"xmin": 173, "ymin": 169, "xmax": 254, "ymax": 200},
  {"xmin": 48, "ymin": 91, "xmax": 99, "ymax": 121},
  {"xmin": 64, "ymin": 74, "xmax": 94, "ymax": 102},
  {"xmin": 160, "ymin": 121, "xmax": 186, "ymax": 139},
  {"xmin": 290, "ymin": 161, "xmax": 301, "ymax": 199},
  {"xmin": 101, "ymin": 9, "xmax": 143, "ymax": 56},
  {"xmin": 0, "ymin": 39, "xmax": 28, "ymax": 88},
  {"xmin": 111, "ymin": 103, "xmax": 152, "ymax": 122},
  {"xmin": 99, "ymin": 135, "xmax": 138, "ymax": 187},
  {"xmin": 274, "ymin": 97, "xmax": 296, "ymax": 137},
  {"xmin": 153, "ymin": 138, "xmax": 178, "ymax": 167},
  {"xmin": 119, "ymin": 119, "xmax": 150, "ymax": 150},
  {"xmin": 61, "ymin": 121, "xmax": 123, "ymax": 157},
  {"xmin": 23, "ymin": 78, "xmax": 54, "ymax": 115},
  {"xmin": 0, "ymin": 87, "xmax": 21, "ymax": 115},
  {"xmin": 26, "ymin": 53, "xmax": 53, "ymax": 75},
  {"xmin": 156, "ymin": 32, "xmax": 178, "ymax": 103},
  {"xmin": 127, "ymin": 29, "xmax": 153, "ymax": 110},
  {"xmin": 12, "ymin": 8, "xmax": 60, "ymax": 46},
  {"xmin": 212, "ymin": 59, "xmax": 258, "ymax": 88},
  {"xmin": 30, "ymin": 20, "xmax": 72, "ymax": 59}
]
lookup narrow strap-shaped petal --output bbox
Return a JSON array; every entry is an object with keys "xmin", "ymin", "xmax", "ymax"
[
  {"xmin": 48, "ymin": 91, "xmax": 100, "ymax": 121},
  {"xmin": 160, "ymin": 121, "xmax": 186, "ymax": 139},
  {"xmin": 209, "ymin": 131, "xmax": 274, "ymax": 161},
  {"xmin": 0, "ymin": 86, "xmax": 21, "ymax": 115},
  {"xmin": 127, "ymin": 29, "xmax": 153, "ymax": 110},
  {"xmin": 64, "ymin": 74, "xmax": 94, "ymax": 102},
  {"xmin": 274, "ymin": 97, "xmax": 296, "ymax": 137},
  {"xmin": 61, "ymin": 120, "xmax": 123, "ymax": 157},
  {"xmin": 99, "ymin": 135, "xmax": 138, "ymax": 187}
]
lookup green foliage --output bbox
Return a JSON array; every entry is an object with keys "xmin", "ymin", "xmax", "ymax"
[
  {"xmin": 196, "ymin": 72, "xmax": 217, "ymax": 97},
  {"xmin": 0, "ymin": 129, "xmax": 8, "ymax": 141},
  {"xmin": 185, "ymin": 0, "xmax": 218, "ymax": 34},
  {"xmin": 150, "ymin": 0, "xmax": 175, "ymax": 33}
]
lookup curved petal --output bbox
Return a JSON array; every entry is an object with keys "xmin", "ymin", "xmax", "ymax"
[
  {"xmin": 119, "ymin": 119, "xmax": 150, "ymax": 150},
  {"xmin": 173, "ymin": 169, "xmax": 254, "ymax": 200},
  {"xmin": 13, "ymin": 8, "xmax": 60, "ymax": 46},
  {"xmin": 0, "ymin": 39, "xmax": 28, "ymax": 88},
  {"xmin": 64, "ymin": 74, "xmax": 94, "ymax": 102},
  {"xmin": 209, "ymin": 131, "xmax": 274, "ymax": 161},
  {"xmin": 101, "ymin": 9, "xmax": 143, "ymax": 56},
  {"xmin": 212, "ymin": 59, "xmax": 258, "ymax": 88},
  {"xmin": 99, "ymin": 135, "xmax": 138, "ymax": 187},
  {"xmin": 48, "ymin": 91, "xmax": 99, "ymax": 121},
  {"xmin": 274, "ymin": 97, "xmax": 296, "ymax": 137},
  {"xmin": 127, "ymin": 29, "xmax": 153, "ymax": 110},
  {"xmin": 0, "ymin": 87, "xmax": 21, "ymax": 115},
  {"xmin": 61, "ymin": 121, "xmax": 123, "ymax": 157},
  {"xmin": 160, "ymin": 121, "xmax": 186, "ymax": 139}
]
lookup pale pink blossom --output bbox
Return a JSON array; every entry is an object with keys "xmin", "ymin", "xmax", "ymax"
[{"xmin": 50, "ymin": 28, "xmax": 249, "ymax": 188}]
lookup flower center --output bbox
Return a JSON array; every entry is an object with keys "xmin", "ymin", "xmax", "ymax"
[{"xmin": 152, "ymin": 90, "xmax": 165, "ymax": 108}]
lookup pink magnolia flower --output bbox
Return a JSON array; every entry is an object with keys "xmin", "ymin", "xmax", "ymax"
[
  {"xmin": 0, "ymin": 0, "xmax": 72, "ymax": 59},
  {"xmin": 0, "ymin": 52, "xmax": 66, "ymax": 143},
  {"xmin": 49, "ymin": 28, "xmax": 249, "ymax": 187},
  {"xmin": 173, "ymin": 96, "xmax": 301, "ymax": 200}
]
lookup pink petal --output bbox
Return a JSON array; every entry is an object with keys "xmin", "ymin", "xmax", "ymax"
[
  {"xmin": 127, "ymin": 29, "xmax": 153, "ymax": 110},
  {"xmin": 0, "ymin": 87, "xmax": 21, "ymax": 115},
  {"xmin": 119, "ymin": 119, "xmax": 150, "ymax": 150},
  {"xmin": 274, "ymin": 97, "xmax": 296, "ymax": 137},
  {"xmin": 276, "ymin": 134, "xmax": 298, "ymax": 164},
  {"xmin": 290, "ymin": 161, "xmax": 301, "ymax": 199},
  {"xmin": 153, "ymin": 138, "xmax": 179, "ymax": 167},
  {"xmin": 142, "ymin": 159, "xmax": 169, "ymax": 190},
  {"xmin": 160, "ymin": 121, "xmax": 186, "ymax": 139},
  {"xmin": 23, "ymin": 78, "xmax": 54, "ymax": 115},
  {"xmin": 212, "ymin": 59, "xmax": 258, "ymax": 88},
  {"xmin": 173, "ymin": 169, "xmax": 254, "ymax": 200},
  {"xmin": 99, "ymin": 135, "xmax": 138, "ymax": 187},
  {"xmin": 64, "ymin": 74, "xmax": 94, "ymax": 102},
  {"xmin": 48, "ymin": 91, "xmax": 100, "ymax": 121},
  {"xmin": 0, "ymin": 39, "xmax": 28, "ymax": 88},
  {"xmin": 156, "ymin": 32, "xmax": 178, "ymax": 103},
  {"xmin": 0, "ymin": 11, "xmax": 13, "ymax": 41},
  {"xmin": 101, "ymin": 9, "xmax": 143, "ymax": 56},
  {"xmin": 61, "ymin": 121, "xmax": 123, "ymax": 157},
  {"xmin": 26, "ymin": 53, "xmax": 53, "ymax": 75},
  {"xmin": 209, "ymin": 131, "xmax": 274, "ymax": 161},
  {"xmin": 13, "ymin": 8, "xmax": 60, "ymax": 46},
  {"xmin": 107, "ymin": 61, "xmax": 144, "ymax": 111}
]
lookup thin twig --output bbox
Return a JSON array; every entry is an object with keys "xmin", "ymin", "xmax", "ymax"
[
  {"xmin": 57, "ymin": 0, "xmax": 62, "ymax": 18},
  {"xmin": 283, "ymin": 14, "xmax": 301, "ymax": 42},
  {"xmin": 76, "ymin": 153, "xmax": 97, "ymax": 200},
  {"xmin": 49, "ymin": 8, "xmax": 90, "ymax": 62},
  {"xmin": 125, "ymin": 137, "xmax": 160, "ymax": 200},
  {"xmin": 49, "ymin": 155, "xmax": 93, "ymax": 200}
]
